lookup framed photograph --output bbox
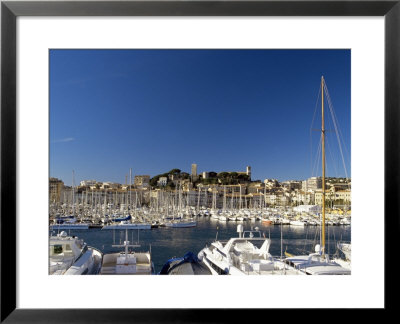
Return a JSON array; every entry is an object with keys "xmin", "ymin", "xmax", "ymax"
[{"xmin": 1, "ymin": 0, "xmax": 397, "ymax": 321}]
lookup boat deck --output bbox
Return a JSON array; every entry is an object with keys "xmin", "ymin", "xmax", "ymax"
[{"xmin": 100, "ymin": 252, "xmax": 152, "ymax": 275}]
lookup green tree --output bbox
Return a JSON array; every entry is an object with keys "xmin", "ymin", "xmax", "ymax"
[
  {"xmin": 150, "ymin": 176, "xmax": 160, "ymax": 187},
  {"xmin": 166, "ymin": 182, "xmax": 176, "ymax": 189}
]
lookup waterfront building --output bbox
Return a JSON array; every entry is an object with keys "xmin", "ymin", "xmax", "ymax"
[
  {"xmin": 157, "ymin": 176, "xmax": 168, "ymax": 186},
  {"xmin": 100, "ymin": 182, "xmax": 120, "ymax": 190},
  {"xmin": 334, "ymin": 189, "xmax": 351, "ymax": 203},
  {"xmin": 247, "ymin": 182, "xmax": 264, "ymax": 194},
  {"xmin": 328, "ymin": 182, "xmax": 351, "ymax": 191},
  {"xmin": 314, "ymin": 188, "xmax": 351, "ymax": 206},
  {"xmin": 79, "ymin": 180, "xmax": 97, "ymax": 187},
  {"xmin": 303, "ymin": 177, "xmax": 322, "ymax": 191},
  {"xmin": 49, "ymin": 177, "xmax": 64, "ymax": 203},
  {"xmin": 264, "ymin": 179, "xmax": 279, "ymax": 189},
  {"xmin": 134, "ymin": 175, "xmax": 150, "ymax": 188},
  {"xmin": 282, "ymin": 180, "xmax": 302, "ymax": 191},
  {"xmin": 292, "ymin": 190, "xmax": 314, "ymax": 205}
]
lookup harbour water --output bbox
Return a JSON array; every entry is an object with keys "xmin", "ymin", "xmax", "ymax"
[{"xmin": 50, "ymin": 218, "xmax": 351, "ymax": 273}]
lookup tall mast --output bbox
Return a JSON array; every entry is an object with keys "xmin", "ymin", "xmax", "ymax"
[
  {"xmin": 321, "ymin": 76, "xmax": 326, "ymax": 257},
  {"xmin": 129, "ymin": 168, "xmax": 132, "ymax": 213},
  {"xmin": 72, "ymin": 170, "xmax": 75, "ymax": 217}
]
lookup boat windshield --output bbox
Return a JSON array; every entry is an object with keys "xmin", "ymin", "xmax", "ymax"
[
  {"xmin": 230, "ymin": 238, "xmax": 267, "ymax": 251},
  {"xmin": 52, "ymin": 245, "xmax": 63, "ymax": 255},
  {"xmin": 242, "ymin": 231, "xmax": 262, "ymax": 238}
]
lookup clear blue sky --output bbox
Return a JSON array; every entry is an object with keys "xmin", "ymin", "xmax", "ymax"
[{"xmin": 50, "ymin": 49, "xmax": 351, "ymax": 186}]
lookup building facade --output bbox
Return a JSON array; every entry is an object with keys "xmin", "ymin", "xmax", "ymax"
[
  {"xmin": 49, "ymin": 177, "xmax": 64, "ymax": 203},
  {"xmin": 157, "ymin": 177, "xmax": 168, "ymax": 186},
  {"xmin": 134, "ymin": 175, "xmax": 150, "ymax": 187},
  {"xmin": 191, "ymin": 163, "xmax": 197, "ymax": 177},
  {"xmin": 302, "ymin": 177, "xmax": 322, "ymax": 191},
  {"xmin": 80, "ymin": 180, "xmax": 97, "ymax": 187}
]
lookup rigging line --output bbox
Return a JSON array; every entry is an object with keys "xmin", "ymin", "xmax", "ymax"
[
  {"xmin": 303, "ymin": 225, "xmax": 309, "ymax": 253},
  {"xmin": 327, "ymin": 223, "xmax": 330, "ymax": 255},
  {"xmin": 324, "ymin": 83, "xmax": 350, "ymax": 159},
  {"xmin": 310, "ymin": 83, "xmax": 322, "ymax": 177},
  {"xmin": 312, "ymin": 134, "xmax": 322, "ymax": 178},
  {"xmin": 313, "ymin": 225, "xmax": 319, "ymax": 252},
  {"xmin": 325, "ymin": 89, "xmax": 350, "ymax": 181},
  {"xmin": 326, "ymin": 133, "xmax": 339, "ymax": 177},
  {"xmin": 324, "ymin": 83, "xmax": 350, "ymax": 179},
  {"xmin": 327, "ymin": 94, "xmax": 350, "ymax": 179},
  {"xmin": 325, "ymin": 86, "xmax": 350, "ymax": 164}
]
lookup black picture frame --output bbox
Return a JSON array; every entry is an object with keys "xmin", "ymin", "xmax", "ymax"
[{"xmin": 1, "ymin": 0, "xmax": 398, "ymax": 322}]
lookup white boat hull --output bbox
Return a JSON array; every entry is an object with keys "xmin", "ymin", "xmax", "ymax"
[
  {"xmin": 164, "ymin": 221, "xmax": 197, "ymax": 228},
  {"xmin": 50, "ymin": 224, "xmax": 89, "ymax": 230},
  {"xmin": 102, "ymin": 223, "xmax": 151, "ymax": 230}
]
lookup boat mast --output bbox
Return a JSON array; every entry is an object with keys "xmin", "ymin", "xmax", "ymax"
[
  {"xmin": 129, "ymin": 168, "xmax": 132, "ymax": 214},
  {"xmin": 72, "ymin": 170, "xmax": 75, "ymax": 217},
  {"xmin": 321, "ymin": 76, "xmax": 326, "ymax": 257}
]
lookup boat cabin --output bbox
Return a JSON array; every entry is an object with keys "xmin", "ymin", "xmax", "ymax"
[{"xmin": 49, "ymin": 231, "xmax": 87, "ymax": 274}]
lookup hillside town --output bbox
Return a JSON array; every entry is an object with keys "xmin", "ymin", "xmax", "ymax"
[{"xmin": 50, "ymin": 164, "xmax": 351, "ymax": 211}]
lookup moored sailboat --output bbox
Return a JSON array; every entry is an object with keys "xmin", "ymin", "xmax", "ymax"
[{"xmin": 283, "ymin": 76, "xmax": 350, "ymax": 275}]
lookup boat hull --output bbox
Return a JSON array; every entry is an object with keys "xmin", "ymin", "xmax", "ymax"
[
  {"xmin": 164, "ymin": 221, "xmax": 197, "ymax": 228},
  {"xmin": 102, "ymin": 223, "xmax": 151, "ymax": 230},
  {"xmin": 50, "ymin": 224, "xmax": 89, "ymax": 230}
]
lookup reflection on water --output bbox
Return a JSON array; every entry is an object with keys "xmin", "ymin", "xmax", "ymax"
[{"xmin": 50, "ymin": 218, "xmax": 351, "ymax": 273}]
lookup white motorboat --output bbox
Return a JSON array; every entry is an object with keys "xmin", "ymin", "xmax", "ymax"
[
  {"xmin": 102, "ymin": 221, "xmax": 151, "ymax": 230},
  {"xmin": 289, "ymin": 220, "xmax": 305, "ymax": 226},
  {"xmin": 100, "ymin": 229, "xmax": 154, "ymax": 275},
  {"xmin": 284, "ymin": 245, "xmax": 351, "ymax": 275},
  {"xmin": 49, "ymin": 231, "xmax": 103, "ymax": 275},
  {"xmin": 197, "ymin": 225, "xmax": 302, "ymax": 275}
]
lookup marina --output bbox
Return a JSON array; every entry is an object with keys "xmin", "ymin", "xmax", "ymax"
[
  {"xmin": 48, "ymin": 76, "xmax": 352, "ymax": 275},
  {"xmin": 49, "ymin": 215, "xmax": 351, "ymax": 274}
]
